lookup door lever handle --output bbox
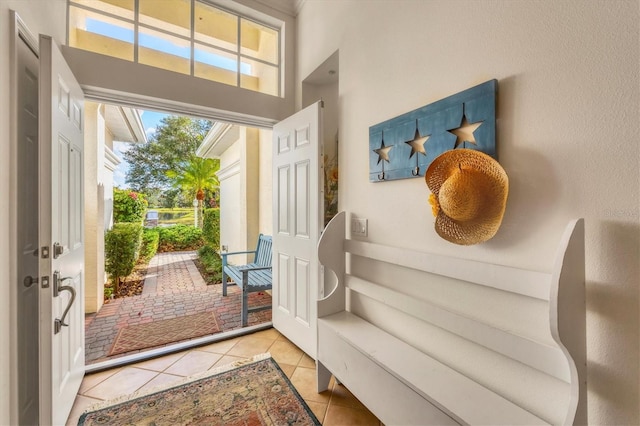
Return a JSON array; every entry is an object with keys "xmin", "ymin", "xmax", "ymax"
[{"xmin": 53, "ymin": 271, "xmax": 76, "ymax": 334}]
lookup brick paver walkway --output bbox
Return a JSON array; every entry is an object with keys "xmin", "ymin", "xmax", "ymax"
[{"xmin": 85, "ymin": 251, "xmax": 272, "ymax": 364}]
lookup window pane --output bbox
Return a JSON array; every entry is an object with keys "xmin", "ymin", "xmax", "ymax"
[
  {"xmin": 241, "ymin": 19, "xmax": 278, "ymax": 65},
  {"xmin": 138, "ymin": 27, "xmax": 190, "ymax": 75},
  {"xmin": 195, "ymin": 2, "xmax": 237, "ymax": 51},
  {"xmin": 194, "ymin": 43, "xmax": 237, "ymax": 86},
  {"xmin": 71, "ymin": 0, "xmax": 134, "ymax": 20},
  {"xmin": 139, "ymin": 0, "xmax": 191, "ymax": 38},
  {"xmin": 69, "ymin": 5, "xmax": 134, "ymax": 61},
  {"xmin": 240, "ymin": 58, "xmax": 278, "ymax": 96}
]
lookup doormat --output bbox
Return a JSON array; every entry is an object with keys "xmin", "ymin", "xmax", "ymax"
[
  {"xmin": 78, "ymin": 353, "xmax": 321, "ymax": 425},
  {"xmin": 109, "ymin": 312, "xmax": 220, "ymax": 356}
]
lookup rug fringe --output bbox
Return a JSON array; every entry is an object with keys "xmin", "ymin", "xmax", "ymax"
[{"xmin": 81, "ymin": 352, "xmax": 272, "ymax": 415}]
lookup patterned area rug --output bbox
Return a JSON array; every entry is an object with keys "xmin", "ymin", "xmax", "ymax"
[
  {"xmin": 109, "ymin": 312, "xmax": 220, "ymax": 356},
  {"xmin": 78, "ymin": 354, "xmax": 320, "ymax": 426}
]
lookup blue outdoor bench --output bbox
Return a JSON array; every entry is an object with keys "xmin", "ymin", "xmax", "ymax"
[{"xmin": 221, "ymin": 234, "xmax": 273, "ymax": 327}]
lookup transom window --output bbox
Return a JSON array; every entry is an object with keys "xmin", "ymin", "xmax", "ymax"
[{"xmin": 68, "ymin": 0, "xmax": 281, "ymax": 97}]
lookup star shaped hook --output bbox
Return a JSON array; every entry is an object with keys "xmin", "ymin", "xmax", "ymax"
[
  {"xmin": 374, "ymin": 141, "xmax": 392, "ymax": 165},
  {"xmin": 449, "ymin": 115, "xmax": 482, "ymax": 148}
]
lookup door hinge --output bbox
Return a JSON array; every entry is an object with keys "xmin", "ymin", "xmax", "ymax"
[{"xmin": 41, "ymin": 246, "xmax": 49, "ymax": 259}]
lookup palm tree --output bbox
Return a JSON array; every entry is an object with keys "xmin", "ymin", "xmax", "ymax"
[{"xmin": 167, "ymin": 156, "xmax": 219, "ymax": 227}]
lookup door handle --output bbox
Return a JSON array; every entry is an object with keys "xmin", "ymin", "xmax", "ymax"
[
  {"xmin": 23, "ymin": 275, "xmax": 38, "ymax": 288},
  {"xmin": 53, "ymin": 271, "xmax": 76, "ymax": 334}
]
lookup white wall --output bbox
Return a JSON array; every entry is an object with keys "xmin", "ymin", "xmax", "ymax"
[
  {"xmin": 0, "ymin": 1, "xmax": 66, "ymax": 422},
  {"xmin": 217, "ymin": 127, "xmax": 269, "ymax": 264},
  {"xmin": 296, "ymin": 1, "xmax": 639, "ymax": 424},
  {"xmin": 218, "ymin": 141, "xmax": 246, "ymax": 262}
]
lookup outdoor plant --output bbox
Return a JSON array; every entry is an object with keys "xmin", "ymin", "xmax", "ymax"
[
  {"xmin": 166, "ymin": 156, "xmax": 219, "ymax": 228},
  {"xmin": 202, "ymin": 208, "xmax": 220, "ymax": 249},
  {"xmin": 139, "ymin": 228, "xmax": 160, "ymax": 263},
  {"xmin": 157, "ymin": 225, "xmax": 204, "ymax": 252},
  {"xmin": 104, "ymin": 285, "xmax": 114, "ymax": 300},
  {"xmin": 105, "ymin": 222, "xmax": 143, "ymax": 292},
  {"xmin": 113, "ymin": 188, "xmax": 148, "ymax": 223},
  {"xmin": 197, "ymin": 244, "xmax": 223, "ymax": 284}
]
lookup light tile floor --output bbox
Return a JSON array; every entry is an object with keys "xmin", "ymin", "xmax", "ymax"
[{"xmin": 67, "ymin": 328, "xmax": 382, "ymax": 425}]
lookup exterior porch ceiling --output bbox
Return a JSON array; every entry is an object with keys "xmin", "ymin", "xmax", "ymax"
[{"xmin": 104, "ymin": 104, "xmax": 148, "ymax": 144}]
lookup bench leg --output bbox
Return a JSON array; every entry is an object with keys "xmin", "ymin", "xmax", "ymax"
[
  {"xmin": 241, "ymin": 272, "xmax": 249, "ymax": 327},
  {"xmin": 317, "ymin": 360, "xmax": 332, "ymax": 393},
  {"xmin": 222, "ymin": 269, "xmax": 228, "ymax": 296},
  {"xmin": 241, "ymin": 287, "xmax": 249, "ymax": 327}
]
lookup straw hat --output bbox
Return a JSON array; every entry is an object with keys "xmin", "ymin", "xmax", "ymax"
[{"xmin": 425, "ymin": 149, "xmax": 508, "ymax": 245}]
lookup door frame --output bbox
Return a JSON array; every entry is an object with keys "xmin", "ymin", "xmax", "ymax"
[
  {"xmin": 7, "ymin": 12, "xmax": 290, "ymax": 423},
  {"xmin": 9, "ymin": 10, "xmax": 40, "ymax": 425}
]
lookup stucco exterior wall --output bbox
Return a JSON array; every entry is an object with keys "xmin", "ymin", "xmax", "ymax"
[
  {"xmin": 296, "ymin": 1, "xmax": 639, "ymax": 424},
  {"xmin": 216, "ymin": 127, "xmax": 272, "ymax": 264},
  {"xmin": 258, "ymin": 128, "xmax": 273, "ymax": 236},
  {"xmin": 84, "ymin": 103, "xmax": 102, "ymax": 314}
]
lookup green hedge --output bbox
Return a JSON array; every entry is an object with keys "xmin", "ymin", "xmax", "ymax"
[
  {"xmin": 139, "ymin": 228, "xmax": 159, "ymax": 263},
  {"xmin": 113, "ymin": 189, "xmax": 147, "ymax": 223},
  {"xmin": 202, "ymin": 208, "xmax": 220, "ymax": 250},
  {"xmin": 197, "ymin": 245, "xmax": 223, "ymax": 284},
  {"xmin": 157, "ymin": 225, "xmax": 204, "ymax": 252},
  {"xmin": 105, "ymin": 222, "xmax": 143, "ymax": 292}
]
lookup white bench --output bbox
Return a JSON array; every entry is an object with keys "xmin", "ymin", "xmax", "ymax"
[{"xmin": 316, "ymin": 212, "xmax": 586, "ymax": 425}]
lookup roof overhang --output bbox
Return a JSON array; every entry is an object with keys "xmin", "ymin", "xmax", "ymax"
[
  {"xmin": 196, "ymin": 122, "xmax": 239, "ymax": 158},
  {"xmin": 104, "ymin": 104, "xmax": 148, "ymax": 144}
]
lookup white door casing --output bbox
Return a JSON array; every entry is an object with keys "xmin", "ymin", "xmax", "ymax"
[
  {"xmin": 272, "ymin": 101, "xmax": 323, "ymax": 358},
  {"xmin": 16, "ymin": 19, "xmax": 40, "ymax": 426},
  {"xmin": 39, "ymin": 35, "xmax": 85, "ymax": 426}
]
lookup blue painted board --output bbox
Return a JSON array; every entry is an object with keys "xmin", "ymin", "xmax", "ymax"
[{"xmin": 369, "ymin": 79, "xmax": 497, "ymax": 182}]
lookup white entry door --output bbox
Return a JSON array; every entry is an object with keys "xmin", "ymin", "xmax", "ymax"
[
  {"xmin": 272, "ymin": 101, "xmax": 323, "ymax": 358},
  {"xmin": 39, "ymin": 35, "xmax": 85, "ymax": 426}
]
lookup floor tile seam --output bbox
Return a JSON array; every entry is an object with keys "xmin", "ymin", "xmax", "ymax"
[{"xmin": 79, "ymin": 367, "xmax": 125, "ymax": 395}]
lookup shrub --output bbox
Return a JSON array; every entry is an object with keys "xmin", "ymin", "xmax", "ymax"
[
  {"xmin": 113, "ymin": 188, "xmax": 147, "ymax": 223},
  {"xmin": 197, "ymin": 244, "xmax": 223, "ymax": 284},
  {"xmin": 157, "ymin": 225, "xmax": 204, "ymax": 252},
  {"xmin": 202, "ymin": 208, "xmax": 220, "ymax": 249},
  {"xmin": 105, "ymin": 222, "xmax": 143, "ymax": 292},
  {"xmin": 139, "ymin": 228, "xmax": 159, "ymax": 263}
]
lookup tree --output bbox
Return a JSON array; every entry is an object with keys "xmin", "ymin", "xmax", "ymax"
[
  {"xmin": 123, "ymin": 116, "xmax": 212, "ymax": 194},
  {"xmin": 167, "ymin": 156, "xmax": 220, "ymax": 227}
]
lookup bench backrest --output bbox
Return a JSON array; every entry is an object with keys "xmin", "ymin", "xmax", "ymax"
[
  {"xmin": 318, "ymin": 212, "xmax": 586, "ymax": 425},
  {"xmin": 254, "ymin": 234, "xmax": 273, "ymax": 267}
]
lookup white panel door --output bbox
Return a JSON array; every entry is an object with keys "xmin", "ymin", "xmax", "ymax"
[
  {"xmin": 272, "ymin": 101, "xmax": 323, "ymax": 358},
  {"xmin": 39, "ymin": 35, "xmax": 85, "ymax": 426}
]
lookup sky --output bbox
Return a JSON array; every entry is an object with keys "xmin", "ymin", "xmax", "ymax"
[{"xmin": 113, "ymin": 110, "xmax": 168, "ymax": 188}]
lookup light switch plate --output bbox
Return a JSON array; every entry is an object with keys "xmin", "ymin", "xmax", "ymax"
[{"xmin": 351, "ymin": 218, "xmax": 368, "ymax": 237}]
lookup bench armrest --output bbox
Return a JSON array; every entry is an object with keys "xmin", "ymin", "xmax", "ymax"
[
  {"xmin": 239, "ymin": 266, "xmax": 272, "ymax": 272},
  {"xmin": 222, "ymin": 250, "xmax": 257, "ymax": 258},
  {"xmin": 221, "ymin": 250, "xmax": 257, "ymax": 267}
]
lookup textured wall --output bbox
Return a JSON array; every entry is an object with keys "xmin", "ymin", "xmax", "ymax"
[{"xmin": 296, "ymin": 0, "xmax": 639, "ymax": 424}]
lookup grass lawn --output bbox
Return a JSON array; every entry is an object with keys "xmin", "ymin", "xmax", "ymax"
[{"xmin": 155, "ymin": 207, "xmax": 196, "ymax": 226}]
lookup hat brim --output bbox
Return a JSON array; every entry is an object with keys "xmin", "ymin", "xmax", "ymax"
[{"xmin": 426, "ymin": 149, "xmax": 508, "ymax": 245}]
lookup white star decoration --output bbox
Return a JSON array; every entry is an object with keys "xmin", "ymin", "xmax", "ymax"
[
  {"xmin": 406, "ymin": 130, "xmax": 429, "ymax": 158},
  {"xmin": 374, "ymin": 142, "xmax": 392, "ymax": 164},
  {"xmin": 450, "ymin": 115, "xmax": 482, "ymax": 147}
]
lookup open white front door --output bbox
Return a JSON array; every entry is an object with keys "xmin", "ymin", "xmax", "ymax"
[
  {"xmin": 272, "ymin": 101, "xmax": 323, "ymax": 358},
  {"xmin": 39, "ymin": 35, "xmax": 85, "ymax": 426}
]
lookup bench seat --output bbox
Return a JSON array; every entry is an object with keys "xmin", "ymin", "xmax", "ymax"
[
  {"xmin": 318, "ymin": 311, "xmax": 547, "ymax": 425},
  {"xmin": 224, "ymin": 264, "xmax": 272, "ymax": 291}
]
